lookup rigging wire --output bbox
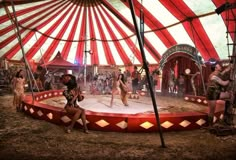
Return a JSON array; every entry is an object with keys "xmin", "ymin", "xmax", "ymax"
[
  {"xmin": 189, "ymin": 19, "xmax": 206, "ymax": 95},
  {"xmin": 3, "ymin": 5, "xmax": 19, "ymax": 50},
  {"xmin": 130, "ymin": 0, "xmax": 143, "ymax": 66},
  {"xmin": 34, "ymin": 33, "xmax": 48, "ymax": 73}
]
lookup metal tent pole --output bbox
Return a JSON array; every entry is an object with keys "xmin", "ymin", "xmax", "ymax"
[
  {"xmin": 128, "ymin": 0, "xmax": 166, "ymax": 148},
  {"xmin": 10, "ymin": 0, "xmax": 35, "ymax": 100}
]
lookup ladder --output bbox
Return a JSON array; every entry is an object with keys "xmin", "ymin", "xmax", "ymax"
[{"xmin": 224, "ymin": 2, "xmax": 236, "ymax": 126}]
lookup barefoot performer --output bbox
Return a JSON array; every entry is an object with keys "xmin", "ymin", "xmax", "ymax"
[
  {"xmin": 61, "ymin": 74, "xmax": 88, "ymax": 134},
  {"xmin": 12, "ymin": 69, "xmax": 25, "ymax": 112},
  {"xmin": 110, "ymin": 72, "xmax": 129, "ymax": 107}
]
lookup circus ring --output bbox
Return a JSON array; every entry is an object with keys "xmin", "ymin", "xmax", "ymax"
[{"xmin": 22, "ymin": 90, "xmax": 225, "ymax": 132}]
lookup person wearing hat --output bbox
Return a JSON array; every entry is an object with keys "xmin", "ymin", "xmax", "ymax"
[
  {"xmin": 206, "ymin": 61, "xmax": 231, "ymax": 127},
  {"xmin": 60, "ymin": 74, "xmax": 88, "ymax": 134}
]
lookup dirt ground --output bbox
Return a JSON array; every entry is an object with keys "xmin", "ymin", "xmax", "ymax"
[{"xmin": 0, "ymin": 94, "xmax": 236, "ymax": 160}]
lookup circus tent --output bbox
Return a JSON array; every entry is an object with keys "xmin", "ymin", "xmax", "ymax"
[
  {"xmin": 41, "ymin": 51, "xmax": 80, "ymax": 69},
  {"xmin": 0, "ymin": 0, "xmax": 235, "ymax": 67}
]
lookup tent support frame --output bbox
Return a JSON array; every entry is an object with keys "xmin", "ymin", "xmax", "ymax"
[
  {"xmin": 10, "ymin": 0, "xmax": 36, "ymax": 98},
  {"xmin": 128, "ymin": 0, "xmax": 166, "ymax": 148}
]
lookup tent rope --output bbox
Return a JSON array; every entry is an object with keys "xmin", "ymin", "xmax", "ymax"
[
  {"xmin": 189, "ymin": 19, "xmax": 206, "ymax": 95},
  {"xmin": 34, "ymin": 33, "xmax": 48, "ymax": 73},
  {"xmin": 3, "ymin": 5, "xmax": 21, "ymax": 50},
  {"xmin": 9, "ymin": 0, "xmax": 39, "ymax": 94}
]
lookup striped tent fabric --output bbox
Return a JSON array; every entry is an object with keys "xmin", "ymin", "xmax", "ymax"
[{"xmin": 0, "ymin": 0, "xmax": 235, "ymax": 66}]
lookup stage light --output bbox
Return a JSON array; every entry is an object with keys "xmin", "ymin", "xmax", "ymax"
[{"xmin": 208, "ymin": 58, "xmax": 217, "ymax": 64}]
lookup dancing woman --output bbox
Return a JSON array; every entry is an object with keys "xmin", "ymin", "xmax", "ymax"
[
  {"xmin": 61, "ymin": 74, "xmax": 88, "ymax": 134},
  {"xmin": 12, "ymin": 70, "xmax": 25, "ymax": 112},
  {"xmin": 110, "ymin": 73, "xmax": 129, "ymax": 107}
]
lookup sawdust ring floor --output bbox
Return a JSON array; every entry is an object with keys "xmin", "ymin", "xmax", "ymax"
[
  {"xmin": 22, "ymin": 90, "xmax": 225, "ymax": 132},
  {"xmin": 40, "ymin": 94, "xmax": 207, "ymax": 114}
]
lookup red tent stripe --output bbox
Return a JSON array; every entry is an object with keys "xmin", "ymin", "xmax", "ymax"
[
  {"xmin": 134, "ymin": 1, "xmax": 177, "ymax": 47},
  {"xmin": 42, "ymin": 4, "xmax": 76, "ymax": 63},
  {"xmin": 0, "ymin": 0, "xmax": 233, "ymax": 65},
  {"xmin": 102, "ymin": 1, "xmax": 143, "ymax": 63},
  {"xmin": 25, "ymin": 1, "xmax": 71, "ymax": 60},
  {"xmin": 92, "ymin": 5, "xmax": 115, "ymax": 65},
  {"xmin": 102, "ymin": 1, "xmax": 134, "ymax": 31},
  {"xmin": 0, "ymin": 0, "xmax": 56, "ymax": 24},
  {"xmin": 132, "ymin": 2, "xmax": 162, "ymax": 62},
  {"xmin": 75, "ymin": 8, "xmax": 86, "ymax": 65},
  {"xmin": 88, "ymin": 5, "xmax": 99, "ymax": 65},
  {"xmin": 160, "ymin": 0, "xmax": 219, "ymax": 60},
  {"xmin": 213, "ymin": 0, "xmax": 236, "ymax": 42},
  {"xmin": 122, "ymin": 1, "xmax": 161, "ymax": 62},
  {"xmin": 61, "ymin": 1, "xmax": 81, "ymax": 60},
  {"xmin": 0, "ymin": 0, "xmax": 66, "ymax": 50},
  {"xmin": 2, "ymin": 1, "xmax": 69, "ymax": 60},
  {"xmin": 98, "ymin": 5, "xmax": 131, "ymax": 65}
]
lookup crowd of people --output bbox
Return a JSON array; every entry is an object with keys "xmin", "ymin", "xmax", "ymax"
[
  {"xmin": 89, "ymin": 67, "xmax": 157, "ymax": 96},
  {"xmin": 59, "ymin": 67, "xmax": 143, "ymax": 133},
  {"xmin": 5, "ymin": 61, "xmax": 235, "ymax": 134}
]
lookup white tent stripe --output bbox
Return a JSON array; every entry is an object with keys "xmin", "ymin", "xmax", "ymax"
[{"xmin": 0, "ymin": 0, "xmax": 235, "ymax": 65}]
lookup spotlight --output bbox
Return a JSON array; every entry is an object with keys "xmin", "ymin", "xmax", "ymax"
[{"xmin": 208, "ymin": 58, "xmax": 217, "ymax": 64}]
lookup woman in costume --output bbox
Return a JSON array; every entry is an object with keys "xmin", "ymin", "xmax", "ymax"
[
  {"xmin": 12, "ymin": 69, "xmax": 25, "ymax": 111},
  {"xmin": 110, "ymin": 73, "xmax": 129, "ymax": 107},
  {"xmin": 61, "ymin": 74, "xmax": 88, "ymax": 134}
]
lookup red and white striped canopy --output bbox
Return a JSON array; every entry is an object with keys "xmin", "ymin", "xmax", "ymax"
[{"xmin": 0, "ymin": 0, "xmax": 235, "ymax": 66}]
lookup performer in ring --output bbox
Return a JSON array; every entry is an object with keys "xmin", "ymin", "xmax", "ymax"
[
  {"xmin": 61, "ymin": 74, "xmax": 88, "ymax": 134},
  {"xmin": 206, "ymin": 61, "xmax": 231, "ymax": 127}
]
